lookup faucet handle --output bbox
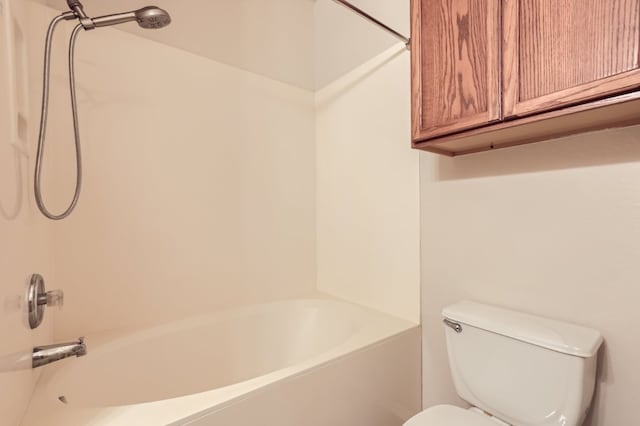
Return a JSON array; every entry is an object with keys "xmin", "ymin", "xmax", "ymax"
[
  {"xmin": 29, "ymin": 274, "xmax": 65, "ymax": 329},
  {"xmin": 36, "ymin": 289, "xmax": 64, "ymax": 308},
  {"xmin": 46, "ymin": 290, "xmax": 64, "ymax": 308}
]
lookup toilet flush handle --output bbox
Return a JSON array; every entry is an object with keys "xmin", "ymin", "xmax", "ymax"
[{"xmin": 443, "ymin": 318, "xmax": 463, "ymax": 333}]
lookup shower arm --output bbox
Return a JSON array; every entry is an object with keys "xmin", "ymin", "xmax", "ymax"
[
  {"xmin": 64, "ymin": 0, "xmax": 143, "ymax": 30},
  {"xmin": 91, "ymin": 12, "xmax": 137, "ymax": 28},
  {"xmin": 66, "ymin": 0, "xmax": 126, "ymax": 31}
]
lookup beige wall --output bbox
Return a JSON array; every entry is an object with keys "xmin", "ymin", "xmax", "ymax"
[
  {"xmin": 316, "ymin": 44, "xmax": 420, "ymax": 323},
  {"xmin": 35, "ymin": 2, "xmax": 317, "ymax": 338},
  {"xmin": 420, "ymin": 125, "xmax": 640, "ymax": 425},
  {"xmin": 0, "ymin": 1, "xmax": 55, "ymax": 424}
]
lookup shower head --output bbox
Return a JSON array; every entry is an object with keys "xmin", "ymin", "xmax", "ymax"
[
  {"xmin": 134, "ymin": 6, "xmax": 172, "ymax": 29},
  {"xmin": 91, "ymin": 6, "xmax": 171, "ymax": 29}
]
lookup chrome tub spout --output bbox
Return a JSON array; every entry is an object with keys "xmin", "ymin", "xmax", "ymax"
[{"xmin": 33, "ymin": 337, "xmax": 87, "ymax": 368}]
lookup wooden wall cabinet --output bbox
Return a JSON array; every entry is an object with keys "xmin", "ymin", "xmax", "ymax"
[{"xmin": 411, "ymin": 0, "xmax": 640, "ymax": 156}]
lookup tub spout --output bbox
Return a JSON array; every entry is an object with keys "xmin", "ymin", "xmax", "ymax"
[{"xmin": 32, "ymin": 337, "xmax": 87, "ymax": 368}]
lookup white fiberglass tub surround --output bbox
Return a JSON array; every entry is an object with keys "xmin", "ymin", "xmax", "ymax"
[{"xmin": 23, "ymin": 298, "xmax": 420, "ymax": 426}]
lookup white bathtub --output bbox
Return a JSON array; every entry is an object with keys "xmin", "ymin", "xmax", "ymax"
[{"xmin": 22, "ymin": 298, "xmax": 420, "ymax": 426}]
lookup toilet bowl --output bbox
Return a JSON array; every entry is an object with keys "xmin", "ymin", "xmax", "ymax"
[{"xmin": 405, "ymin": 301, "xmax": 602, "ymax": 426}]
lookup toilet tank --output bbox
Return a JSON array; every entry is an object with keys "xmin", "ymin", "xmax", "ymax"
[{"xmin": 443, "ymin": 301, "xmax": 603, "ymax": 426}]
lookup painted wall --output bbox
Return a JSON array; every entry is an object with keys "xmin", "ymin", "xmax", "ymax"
[
  {"xmin": 0, "ymin": 1, "xmax": 55, "ymax": 424},
  {"xmin": 316, "ymin": 44, "xmax": 420, "ymax": 323},
  {"xmin": 33, "ymin": 1, "xmax": 317, "ymax": 338},
  {"xmin": 420, "ymin": 125, "xmax": 640, "ymax": 424}
]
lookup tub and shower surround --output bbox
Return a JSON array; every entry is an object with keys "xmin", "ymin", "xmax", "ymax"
[{"xmin": 14, "ymin": 2, "xmax": 421, "ymax": 426}]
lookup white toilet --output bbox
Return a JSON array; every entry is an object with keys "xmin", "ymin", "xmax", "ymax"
[{"xmin": 406, "ymin": 301, "xmax": 603, "ymax": 426}]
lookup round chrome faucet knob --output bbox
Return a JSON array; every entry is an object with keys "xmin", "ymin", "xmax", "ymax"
[{"xmin": 28, "ymin": 274, "xmax": 64, "ymax": 329}]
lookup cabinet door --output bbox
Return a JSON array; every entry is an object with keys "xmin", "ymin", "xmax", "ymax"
[
  {"xmin": 503, "ymin": 0, "xmax": 640, "ymax": 118},
  {"xmin": 411, "ymin": 0, "xmax": 501, "ymax": 142}
]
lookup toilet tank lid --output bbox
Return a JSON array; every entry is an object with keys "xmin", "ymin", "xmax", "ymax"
[{"xmin": 442, "ymin": 301, "xmax": 603, "ymax": 358}]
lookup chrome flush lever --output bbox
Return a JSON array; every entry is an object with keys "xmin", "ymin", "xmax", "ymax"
[{"xmin": 443, "ymin": 318, "xmax": 463, "ymax": 333}]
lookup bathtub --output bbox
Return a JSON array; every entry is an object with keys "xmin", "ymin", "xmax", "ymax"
[{"xmin": 22, "ymin": 298, "xmax": 421, "ymax": 426}]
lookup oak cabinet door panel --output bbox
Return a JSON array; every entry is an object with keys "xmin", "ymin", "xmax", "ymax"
[
  {"xmin": 411, "ymin": 0, "xmax": 501, "ymax": 142},
  {"xmin": 503, "ymin": 0, "xmax": 640, "ymax": 117}
]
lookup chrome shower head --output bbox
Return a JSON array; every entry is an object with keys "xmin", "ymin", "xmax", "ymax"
[
  {"xmin": 134, "ymin": 6, "xmax": 172, "ymax": 29},
  {"xmin": 91, "ymin": 6, "xmax": 171, "ymax": 29}
]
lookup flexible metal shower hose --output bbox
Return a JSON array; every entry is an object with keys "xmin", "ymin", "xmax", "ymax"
[{"xmin": 34, "ymin": 15, "xmax": 84, "ymax": 220}]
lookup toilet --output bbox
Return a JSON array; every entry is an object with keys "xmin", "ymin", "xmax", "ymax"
[{"xmin": 406, "ymin": 301, "xmax": 603, "ymax": 426}]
